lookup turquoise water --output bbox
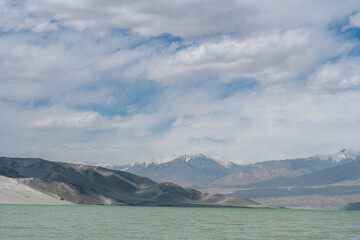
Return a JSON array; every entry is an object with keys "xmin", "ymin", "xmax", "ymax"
[{"xmin": 1, "ymin": 205, "xmax": 359, "ymax": 240}]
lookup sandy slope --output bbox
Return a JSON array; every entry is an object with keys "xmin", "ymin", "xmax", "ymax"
[{"xmin": 0, "ymin": 175, "xmax": 73, "ymax": 205}]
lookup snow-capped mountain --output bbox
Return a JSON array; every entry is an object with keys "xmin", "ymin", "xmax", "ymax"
[
  {"xmin": 99, "ymin": 149, "xmax": 360, "ymax": 189},
  {"xmin": 103, "ymin": 154, "xmax": 241, "ymax": 188},
  {"xmin": 211, "ymin": 149, "xmax": 360, "ymax": 187},
  {"xmin": 315, "ymin": 148, "xmax": 360, "ymax": 163},
  {"xmin": 97, "ymin": 149, "xmax": 360, "ymax": 210}
]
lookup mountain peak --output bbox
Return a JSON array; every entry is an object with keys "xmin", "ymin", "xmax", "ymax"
[
  {"xmin": 176, "ymin": 155, "xmax": 191, "ymax": 162},
  {"xmin": 315, "ymin": 149, "xmax": 360, "ymax": 163},
  {"xmin": 189, "ymin": 154, "xmax": 236, "ymax": 168},
  {"xmin": 339, "ymin": 148, "xmax": 358, "ymax": 154},
  {"xmin": 175, "ymin": 154, "xmax": 214, "ymax": 162},
  {"xmin": 192, "ymin": 153, "xmax": 208, "ymax": 158},
  {"xmin": 340, "ymin": 148, "xmax": 347, "ymax": 153}
]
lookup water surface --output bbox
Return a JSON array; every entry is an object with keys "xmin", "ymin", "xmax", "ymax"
[{"xmin": 1, "ymin": 205, "xmax": 359, "ymax": 240}]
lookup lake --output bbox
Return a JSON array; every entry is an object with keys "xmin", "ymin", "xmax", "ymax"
[{"xmin": 1, "ymin": 205, "xmax": 359, "ymax": 240}]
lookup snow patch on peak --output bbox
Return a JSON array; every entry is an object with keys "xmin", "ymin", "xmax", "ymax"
[
  {"xmin": 340, "ymin": 148, "xmax": 360, "ymax": 159},
  {"xmin": 219, "ymin": 161, "xmax": 236, "ymax": 168},
  {"xmin": 211, "ymin": 157, "xmax": 235, "ymax": 169},
  {"xmin": 107, "ymin": 154, "xmax": 238, "ymax": 170},
  {"xmin": 132, "ymin": 160, "xmax": 157, "ymax": 167},
  {"xmin": 95, "ymin": 163, "xmax": 114, "ymax": 169},
  {"xmin": 132, "ymin": 156, "xmax": 175, "ymax": 167},
  {"xmin": 172, "ymin": 154, "xmax": 234, "ymax": 168},
  {"xmin": 315, "ymin": 149, "xmax": 360, "ymax": 163},
  {"xmin": 175, "ymin": 155, "xmax": 191, "ymax": 162},
  {"xmin": 184, "ymin": 155, "xmax": 191, "ymax": 162},
  {"xmin": 191, "ymin": 153, "xmax": 207, "ymax": 159},
  {"xmin": 191, "ymin": 154, "xmax": 235, "ymax": 168},
  {"xmin": 145, "ymin": 161, "xmax": 154, "ymax": 167}
]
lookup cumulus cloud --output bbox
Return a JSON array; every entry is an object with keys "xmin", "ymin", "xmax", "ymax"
[
  {"xmin": 2, "ymin": 86, "xmax": 360, "ymax": 163},
  {"xmin": 0, "ymin": 33, "xmax": 95, "ymax": 102},
  {"xmin": 0, "ymin": 30, "xmax": 161, "ymax": 103},
  {"xmin": 148, "ymin": 29, "xmax": 349, "ymax": 84},
  {"xmin": 33, "ymin": 111, "xmax": 102, "ymax": 129},
  {"xmin": 0, "ymin": 1, "xmax": 58, "ymax": 32},
  {"xmin": 1, "ymin": 0, "xmax": 359, "ymax": 37},
  {"xmin": 308, "ymin": 57, "xmax": 360, "ymax": 93},
  {"xmin": 1, "ymin": 0, "xmax": 360, "ymax": 164},
  {"xmin": 343, "ymin": 11, "xmax": 360, "ymax": 30}
]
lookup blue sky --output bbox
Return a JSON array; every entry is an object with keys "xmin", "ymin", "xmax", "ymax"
[{"xmin": 1, "ymin": 0, "xmax": 360, "ymax": 164}]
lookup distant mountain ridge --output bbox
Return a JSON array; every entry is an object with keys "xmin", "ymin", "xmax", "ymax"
[
  {"xmin": 98, "ymin": 148, "xmax": 360, "ymax": 210},
  {"xmin": 314, "ymin": 148, "xmax": 360, "ymax": 163},
  {"xmin": 212, "ymin": 148, "xmax": 360, "ymax": 188},
  {"xmin": 226, "ymin": 155, "xmax": 360, "ymax": 210},
  {"xmin": 100, "ymin": 154, "xmax": 241, "ymax": 188},
  {"xmin": 106, "ymin": 154, "xmax": 237, "ymax": 171},
  {"xmin": 102, "ymin": 149, "xmax": 360, "ymax": 188},
  {"xmin": 0, "ymin": 157, "xmax": 264, "ymax": 208}
]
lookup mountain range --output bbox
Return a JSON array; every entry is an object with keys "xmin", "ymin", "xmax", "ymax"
[
  {"xmin": 104, "ymin": 149, "xmax": 360, "ymax": 188},
  {"xmin": 101, "ymin": 149, "xmax": 360, "ymax": 210},
  {"xmin": 0, "ymin": 157, "xmax": 264, "ymax": 208},
  {"xmin": 107, "ymin": 154, "xmax": 241, "ymax": 188},
  {"xmin": 1, "ymin": 149, "xmax": 359, "ymax": 209}
]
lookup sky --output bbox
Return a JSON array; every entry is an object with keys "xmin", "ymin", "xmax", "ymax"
[{"xmin": 1, "ymin": 0, "xmax": 360, "ymax": 165}]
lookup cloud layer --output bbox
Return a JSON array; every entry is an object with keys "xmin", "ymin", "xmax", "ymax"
[{"xmin": 1, "ymin": 1, "xmax": 360, "ymax": 164}]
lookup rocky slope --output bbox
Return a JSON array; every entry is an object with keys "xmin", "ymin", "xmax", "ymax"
[{"xmin": 0, "ymin": 157, "xmax": 264, "ymax": 208}]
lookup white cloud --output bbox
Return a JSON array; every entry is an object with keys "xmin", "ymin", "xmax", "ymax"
[
  {"xmin": 0, "ymin": 1, "xmax": 58, "ymax": 32},
  {"xmin": 0, "ymin": 30, "xmax": 159, "ymax": 103},
  {"xmin": 1, "ymin": 0, "xmax": 360, "ymax": 164},
  {"xmin": 123, "ymin": 87, "xmax": 360, "ymax": 163},
  {"xmin": 343, "ymin": 11, "xmax": 360, "ymax": 30},
  {"xmin": 148, "ymin": 29, "xmax": 348, "ymax": 84},
  {"xmin": 308, "ymin": 57, "xmax": 360, "ymax": 92},
  {"xmin": 33, "ymin": 111, "xmax": 102, "ymax": 129},
  {"xmin": 0, "ymin": 34, "xmax": 96, "ymax": 102},
  {"xmin": 1, "ymin": 83, "xmax": 360, "ymax": 164},
  {"xmin": 1, "ymin": 0, "xmax": 359, "ymax": 37}
]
